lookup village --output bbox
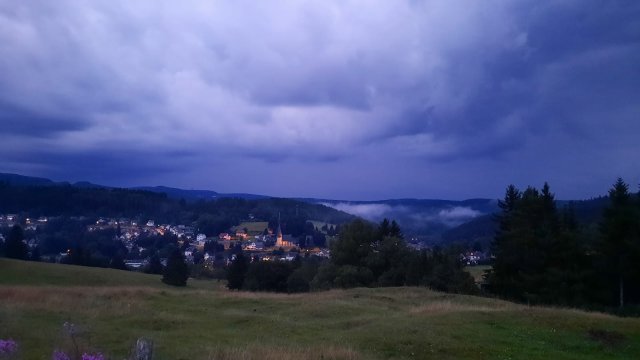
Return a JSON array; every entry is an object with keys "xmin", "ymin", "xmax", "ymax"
[{"xmin": 1, "ymin": 213, "xmax": 336, "ymax": 271}]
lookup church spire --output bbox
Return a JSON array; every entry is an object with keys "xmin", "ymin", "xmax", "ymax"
[{"xmin": 276, "ymin": 212, "xmax": 283, "ymax": 239}]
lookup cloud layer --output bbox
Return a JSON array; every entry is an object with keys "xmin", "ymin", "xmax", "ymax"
[{"xmin": 0, "ymin": 1, "xmax": 639, "ymax": 199}]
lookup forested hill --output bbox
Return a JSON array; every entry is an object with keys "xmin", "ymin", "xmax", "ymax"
[
  {"xmin": 441, "ymin": 196, "xmax": 615, "ymax": 248},
  {"xmin": 0, "ymin": 182, "xmax": 356, "ymax": 229},
  {"xmin": 0, "ymin": 172, "xmax": 267, "ymax": 201}
]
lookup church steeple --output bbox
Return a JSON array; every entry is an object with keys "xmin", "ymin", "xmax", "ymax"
[{"xmin": 276, "ymin": 212, "xmax": 283, "ymax": 242}]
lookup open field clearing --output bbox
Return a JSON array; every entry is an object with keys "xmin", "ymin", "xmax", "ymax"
[
  {"xmin": 231, "ymin": 222, "xmax": 269, "ymax": 236},
  {"xmin": 1, "ymin": 259, "xmax": 639, "ymax": 359},
  {"xmin": 464, "ymin": 265, "xmax": 492, "ymax": 284}
]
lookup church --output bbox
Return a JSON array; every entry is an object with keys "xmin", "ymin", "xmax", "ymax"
[{"xmin": 275, "ymin": 214, "xmax": 295, "ymax": 248}]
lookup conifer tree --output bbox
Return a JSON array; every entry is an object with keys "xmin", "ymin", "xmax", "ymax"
[
  {"xmin": 597, "ymin": 178, "xmax": 639, "ymax": 308},
  {"xmin": 389, "ymin": 220, "xmax": 403, "ymax": 239},
  {"xmin": 145, "ymin": 254, "xmax": 164, "ymax": 275},
  {"xmin": 162, "ymin": 249, "xmax": 189, "ymax": 286},
  {"xmin": 488, "ymin": 183, "xmax": 585, "ymax": 305},
  {"xmin": 4, "ymin": 225, "xmax": 28, "ymax": 260},
  {"xmin": 227, "ymin": 251, "xmax": 248, "ymax": 290},
  {"xmin": 486, "ymin": 185, "xmax": 521, "ymax": 299},
  {"xmin": 109, "ymin": 255, "xmax": 128, "ymax": 271}
]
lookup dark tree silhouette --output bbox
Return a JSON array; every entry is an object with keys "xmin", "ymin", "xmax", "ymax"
[
  {"xmin": 145, "ymin": 254, "xmax": 164, "ymax": 275},
  {"xmin": 227, "ymin": 251, "xmax": 248, "ymax": 290},
  {"xmin": 109, "ymin": 255, "xmax": 128, "ymax": 271},
  {"xmin": 4, "ymin": 225, "xmax": 28, "ymax": 260},
  {"xmin": 597, "ymin": 178, "xmax": 640, "ymax": 308},
  {"xmin": 162, "ymin": 249, "xmax": 189, "ymax": 286}
]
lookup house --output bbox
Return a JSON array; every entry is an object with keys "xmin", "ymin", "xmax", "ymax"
[
  {"xmin": 243, "ymin": 241, "xmax": 265, "ymax": 251},
  {"xmin": 184, "ymin": 246, "xmax": 196, "ymax": 257},
  {"xmin": 281, "ymin": 254, "xmax": 297, "ymax": 261},
  {"xmin": 124, "ymin": 259, "xmax": 146, "ymax": 269},
  {"xmin": 461, "ymin": 251, "xmax": 485, "ymax": 265},
  {"xmin": 238, "ymin": 233, "xmax": 249, "ymax": 240}
]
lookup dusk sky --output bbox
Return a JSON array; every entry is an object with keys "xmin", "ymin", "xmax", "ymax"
[{"xmin": 1, "ymin": 1, "xmax": 639, "ymax": 200}]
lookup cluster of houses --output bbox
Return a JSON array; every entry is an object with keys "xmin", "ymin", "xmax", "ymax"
[
  {"xmin": 0, "ymin": 214, "xmax": 44, "ymax": 250},
  {"xmin": 2, "ymin": 213, "xmax": 488, "ymax": 271},
  {"xmin": 0, "ymin": 214, "xmax": 48, "ymax": 232},
  {"xmin": 88, "ymin": 217, "xmax": 331, "ymax": 269},
  {"xmin": 460, "ymin": 251, "xmax": 489, "ymax": 265}
]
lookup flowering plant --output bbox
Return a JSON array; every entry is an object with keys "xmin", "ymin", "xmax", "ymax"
[
  {"xmin": 52, "ymin": 349, "xmax": 71, "ymax": 360},
  {"xmin": 81, "ymin": 353, "xmax": 104, "ymax": 360},
  {"xmin": 52, "ymin": 350, "xmax": 104, "ymax": 360},
  {"xmin": 0, "ymin": 339, "xmax": 18, "ymax": 356}
]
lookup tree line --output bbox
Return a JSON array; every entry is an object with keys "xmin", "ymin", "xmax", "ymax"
[
  {"xmin": 486, "ymin": 178, "xmax": 640, "ymax": 311},
  {"xmin": 0, "ymin": 182, "xmax": 355, "ymax": 236},
  {"xmin": 226, "ymin": 218, "xmax": 478, "ymax": 294}
]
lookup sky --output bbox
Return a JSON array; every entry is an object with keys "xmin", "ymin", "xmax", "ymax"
[{"xmin": 0, "ymin": 1, "xmax": 639, "ymax": 201}]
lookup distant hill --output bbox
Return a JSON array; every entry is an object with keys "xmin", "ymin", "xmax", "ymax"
[
  {"xmin": 0, "ymin": 176, "xmax": 356, "ymax": 230},
  {"xmin": 0, "ymin": 172, "xmax": 614, "ymax": 241},
  {"xmin": 0, "ymin": 172, "xmax": 58, "ymax": 186},
  {"xmin": 0, "ymin": 173, "xmax": 270, "ymax": 201},
  {"xmin": 441, "ymin": 214, "xmax": 495, "ymax": 248},
  {"xmin": 134, "ymin": 186, "xmax": 272, "ymax": 201},
  {"xmin": 134, "ymin": 186, "xmax": 221, "ymax": 201},
  {"xmin": 300, "ymin": 198, "xmax": 499, "ymax": 240},
  {"xmin": 0, "ymin": 172, "xmax": 106, "ymax": 189},
  {"xmin": 440, "ymin": 197, "xmax": 612, "ymax": 248}
]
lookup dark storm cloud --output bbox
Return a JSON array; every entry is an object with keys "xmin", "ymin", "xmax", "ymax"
[
  {"xmin": 2, "ymin": 146, "xmax": 195, "ymax": 186},
  {"xmin": 0, "ymin": 1, "xmax": 638, "ymax": 198},
  {"xmin": 0, "ymin": 101, "xmax": 89, "ymax": 137}
]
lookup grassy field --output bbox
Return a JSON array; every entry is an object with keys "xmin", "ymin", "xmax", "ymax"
[
  {"xmin": 1, "ymin": 259, "xmax": 640, "ymax": 359},
  {"xmin": 231, "ymin": 221, "xmax": 269, "ymax": 236},
  {"xmin": 464, "ymin": 265, "xmax": 492, "ymax": 284}
]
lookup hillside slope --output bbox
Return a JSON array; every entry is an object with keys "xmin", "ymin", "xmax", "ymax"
[{"xmin": 1, "ymin": 259, "xmax": 639, "ymax": 359}]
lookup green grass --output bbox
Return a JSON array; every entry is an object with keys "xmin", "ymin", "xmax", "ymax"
[
  {"xmin": 0, "ymin": 258, "xmax": 214, "ymax": 288},
  {"xmin": 1, "ymin": 258, "xmax": 639, "ymax": 359},
  {"xmin": 231, "ymin": 221, "xmax": 269, "ymax": 236},
  {"xmin": 464, "ymin": 265, "xmax": 492, "ymax": 284}
]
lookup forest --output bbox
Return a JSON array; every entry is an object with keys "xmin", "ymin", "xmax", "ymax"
[
  {"xmin": 1, "ymin": 178, "xmax": 639, "ymax": 313},
  {"xmin": 487, "ymin": 179, "xmax": 640, "ymax": 312}
]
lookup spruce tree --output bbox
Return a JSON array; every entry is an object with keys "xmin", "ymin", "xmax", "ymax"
[
  {"xmin": 597, "ymin": 178, "xmax": 639, "ymax": 308},
  {"xmin": 4, "ymin": 225, "xmax": 28, "ymax": 260},
  {"xmin": 109, "ymin": 255, "xmax": 128, "ymax": 271},
  {"xmin": 488, "ymin": 183, "xmax": 585, "ymax": 305},
  {"xmin": 145, "ymin": 254, "xmax": 164, "ymax": 275},
  {"xmin": 486, "ymin": 185, "xmax": 521, "ymax": 299},
  {"xmin": 389, "ymin": 220, "xmax": 403, "ymax": 239},
  {"xmin": 379, "ymin": 219, "xmax": 391, "ymax": 237},
  {"xmin": 162, "ymin": 249, "xmax": 189, "ymax": 286},
  {"xmin": 227, "ymin": 251, "xmax": 248, "ymax": 290}
]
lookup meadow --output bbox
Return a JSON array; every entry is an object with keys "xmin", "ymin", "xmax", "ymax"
[
  {"xmin": 1, "ymin": 259, "xmax": 639, "ymax": 359},
  {"xmin": 231, "ymin": 222, "xmax": 269, "ymax": 236}
]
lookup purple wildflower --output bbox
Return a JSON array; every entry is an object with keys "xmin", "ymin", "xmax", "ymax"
[
  {"xmin": 0, "ymin": 339, "xmax": 18, "ymax": 354},
  {"xmin": 52, "ymin": 350, "xmax": 71, "ymax": 360},
  {"xmin": 81, "ymin": 353, "xmax": 105, "ymax": 360}
]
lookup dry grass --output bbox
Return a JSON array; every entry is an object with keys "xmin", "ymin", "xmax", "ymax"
[
  {"xmin": 2, "ymin": 259, "xmax": 640, "ymax": 359},
  {"xmin": 409, "ymin": 300, "xmax": 516, "ymax": 314},
  {"xmin": 206, "ymin": 344, "xmax": 361, "ymax": 360},
  {"xmin": 0, "ymin": 286, "xmax": 155, "ymax": 315}
]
